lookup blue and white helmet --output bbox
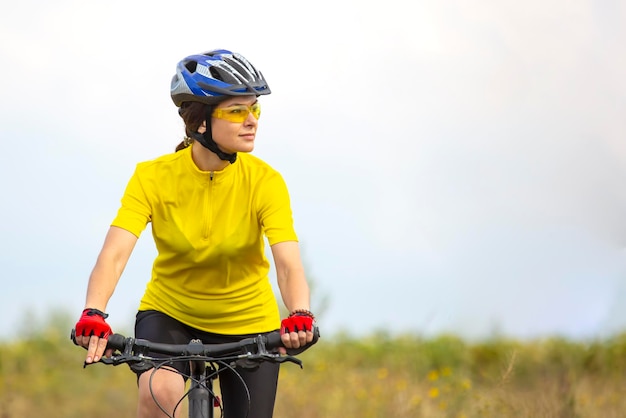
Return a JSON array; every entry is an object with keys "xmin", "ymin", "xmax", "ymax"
[{"xmin": 170, "ymin": 49, "xmax": 271, "ymax": 107}]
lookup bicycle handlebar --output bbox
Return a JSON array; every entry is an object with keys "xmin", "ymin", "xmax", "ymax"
[
  {"xmin": 71, "ymin": 326, "xmax": 319, "ymax": 418},
  {"xmin": 71, "ymin": 326, "xmax": 320, "ymax": 366},
  {"xmin": 107, "ymin": 329, "xmax": 317, "ymax": 356}
]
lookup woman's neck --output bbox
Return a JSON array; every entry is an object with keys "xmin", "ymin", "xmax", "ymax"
[{"xmin": 191, "ymin": 142, "xmax": 230, "ymax": 172}]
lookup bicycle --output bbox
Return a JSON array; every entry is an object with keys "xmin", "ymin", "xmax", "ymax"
[{"xmin": 70, "ymin": 327, "xmax": 319, "ymax": 418}]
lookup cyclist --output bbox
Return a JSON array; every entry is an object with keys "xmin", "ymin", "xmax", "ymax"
[{"xmin": 73, "ymin": 49, "xmax": 317, "ymax": 418}]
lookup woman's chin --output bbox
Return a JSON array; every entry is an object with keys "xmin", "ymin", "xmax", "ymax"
[{"xmin": 238, "ymin": 144, "xmax": 255, "ymax": 153}]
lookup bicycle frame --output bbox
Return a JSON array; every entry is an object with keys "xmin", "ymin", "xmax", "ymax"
[
  {"xmin": 188, "ymin": 358, "xmax": 216, "ymax": 418},
  {"xmin": 142, "ymin": 349, "xmax": 234, "ymax": 418}
]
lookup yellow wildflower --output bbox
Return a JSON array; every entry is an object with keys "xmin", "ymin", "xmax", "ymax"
[{"xmin": 427, "ymin": 370, "xmax": 439, "ymax": 381}]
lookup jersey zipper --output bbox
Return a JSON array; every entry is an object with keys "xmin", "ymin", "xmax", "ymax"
[{"xmin": 202, "ymin": 172, "xmax": 214, "ymax": 240}]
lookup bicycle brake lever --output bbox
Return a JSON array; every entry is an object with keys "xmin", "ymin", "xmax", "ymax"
[
  {"xmin": 234, "ymin": 353, "xmax": 303, "ymax": 369},
  {"xmin": 275, "ymin": 355, "xmax": 303, "ymax": 368},
  {"xmin": 82, "ymin": 358, "xmax": 113, "ymax": 368},
  {"xmin": 89, "ymin": 355, "xmax": 131, "ymax": 367},
  {"xmin": 98, "ymin": 357, "xmax": 118, "ymax": 365}
]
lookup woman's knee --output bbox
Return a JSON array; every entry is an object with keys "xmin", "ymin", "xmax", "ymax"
[{"xmin": 137, "ymin": 369, "xmax": 185, "ymax": 417}]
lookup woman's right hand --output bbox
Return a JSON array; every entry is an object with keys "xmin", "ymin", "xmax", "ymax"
[{"xmin": 74, "ymin": 308, "xmax": 113, "ymax": 363}]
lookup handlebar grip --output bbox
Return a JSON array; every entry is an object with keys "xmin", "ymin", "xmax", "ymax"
[
  {"xmin": 70, "ymin": 328, "xmax": 127, "ymax": 351},
  {"xmin": 266, "ymin": 326, "xmax": 320, "ymax": 355},
  {"xmin": 106, "ymin": 333, "xmax": 127, "ymax": 350}
]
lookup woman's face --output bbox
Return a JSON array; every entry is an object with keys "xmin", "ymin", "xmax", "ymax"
[{"xmin": 203, "ymin": 95, "xmax": 260, "ymax": 154}]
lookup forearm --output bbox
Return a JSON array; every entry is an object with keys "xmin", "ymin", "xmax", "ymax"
[
  {"xmin": 84, "ymin": 258, "xmax": 124, "ymax": 311},
  {"xmin": 84, "ymin": 226, "xmax": 137, "ymax": 311},
  {"xmin": 277, "ymin": 267, "xmax": 310, "ymax": 312}
]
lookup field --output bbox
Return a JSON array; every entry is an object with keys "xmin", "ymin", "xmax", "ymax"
[{"xmin": 1, "ymin": 317, "xmax": 625, "ymax": 417}]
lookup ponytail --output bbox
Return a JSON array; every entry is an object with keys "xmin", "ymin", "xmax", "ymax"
[
  {"xmin": 175, "ymin": 138, "xmax": 192, "ymax": 152},
  {"xmin": 175, "ymin": 102, "xmax": 207, "ymax": 152}
]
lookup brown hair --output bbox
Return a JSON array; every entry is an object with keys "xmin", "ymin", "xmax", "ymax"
[{"xmin": 175, "ymin": 102, "xmax": 209, "ymax": 152}]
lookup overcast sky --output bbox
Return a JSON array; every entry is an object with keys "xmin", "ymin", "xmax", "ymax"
[{"xmin": 1, "ymin": 0, "xmax": 625, "ymax": 341}]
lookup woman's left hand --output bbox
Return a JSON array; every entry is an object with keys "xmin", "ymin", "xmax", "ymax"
[{"xmin": 279, "ymin": 311, "xmax": 315, "ymax": 353}]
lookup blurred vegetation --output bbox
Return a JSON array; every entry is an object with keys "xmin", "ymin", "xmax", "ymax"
[{"xmin": 1, "ymin": 314, "xmax": 625, "ymax": 417}]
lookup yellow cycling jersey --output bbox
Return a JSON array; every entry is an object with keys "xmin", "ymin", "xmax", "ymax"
[{"xmin": 111, "ymin": 146, "xmax": 298, "ymax": 334}]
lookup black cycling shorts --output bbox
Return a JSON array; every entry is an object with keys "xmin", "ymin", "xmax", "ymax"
[{"xmin": 133, "ymin": 310, "xmax": 280, "ymax": 418}]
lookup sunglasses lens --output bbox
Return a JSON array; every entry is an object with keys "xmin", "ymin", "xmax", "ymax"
[
  {"xmin": 220, "ymin": 106, "xmax": 247, "ymax": 122},
  {"xmin": 213, "ymin": 103, "xmax": 261, "ymax": 122},
  {"xmin": 251, "ymin": 103, "xmax": 261, "ymax": 119}
]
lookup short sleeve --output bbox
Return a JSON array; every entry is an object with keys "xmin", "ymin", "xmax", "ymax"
[
  {"xmin": 257, "ymin": 171, "xmax": 298, "ymax": 245},
  {"xmin": 110, "ymin": 165, "xmax": 152, "ymax": 238}
]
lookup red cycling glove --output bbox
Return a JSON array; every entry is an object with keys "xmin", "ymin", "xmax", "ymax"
[
  {"xmin": 281, "ymin": 310, "xmax": 315, "ymax": 334},
  {"xmin": 75, "ymin": 308, "xmax": 112, "ymax": 339}
]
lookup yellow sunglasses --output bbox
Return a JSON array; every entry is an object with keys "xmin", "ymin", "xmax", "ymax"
[{"xmin": 212, "ymin": 102, "xmax": 261, "ymax": 123}]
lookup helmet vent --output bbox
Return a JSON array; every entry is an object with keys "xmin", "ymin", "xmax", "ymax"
[
  {"xmin": 185, "ymin": 61, "xmax": 198, "ymax": 73},
  {"xmin": 209, "ymin": 66, "xmax": 223, "ymax": 81}
]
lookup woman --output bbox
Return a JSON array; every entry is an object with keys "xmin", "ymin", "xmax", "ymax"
[{"xmin": 74, "ymin": 49, "xmax": 316, "ymax": 418}]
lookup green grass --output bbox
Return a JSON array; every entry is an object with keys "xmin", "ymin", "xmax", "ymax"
[{"xmin": 1, "ymin": 318, "xmax": 624, "ymax": 417}]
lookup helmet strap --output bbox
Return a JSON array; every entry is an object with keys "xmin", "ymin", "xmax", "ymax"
[{"xmin": 190, "ymin": 105, "xmax": 237, "ymax": 164}]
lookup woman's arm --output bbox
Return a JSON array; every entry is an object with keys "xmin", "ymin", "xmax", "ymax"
[
  {"xmin": 84, "ymin": 226, "xmax": 138, "ymax": 311},
  {"xmin": 271, "ymin": 241, "xmax": 314, "ymax": 349},
  {"xmin": 78, "ymin": 226, "xmax": 138, "ymax": 362},
  {"xmin": 272, "ymin": 240, "xmax": 310, "ymax": 312}
]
